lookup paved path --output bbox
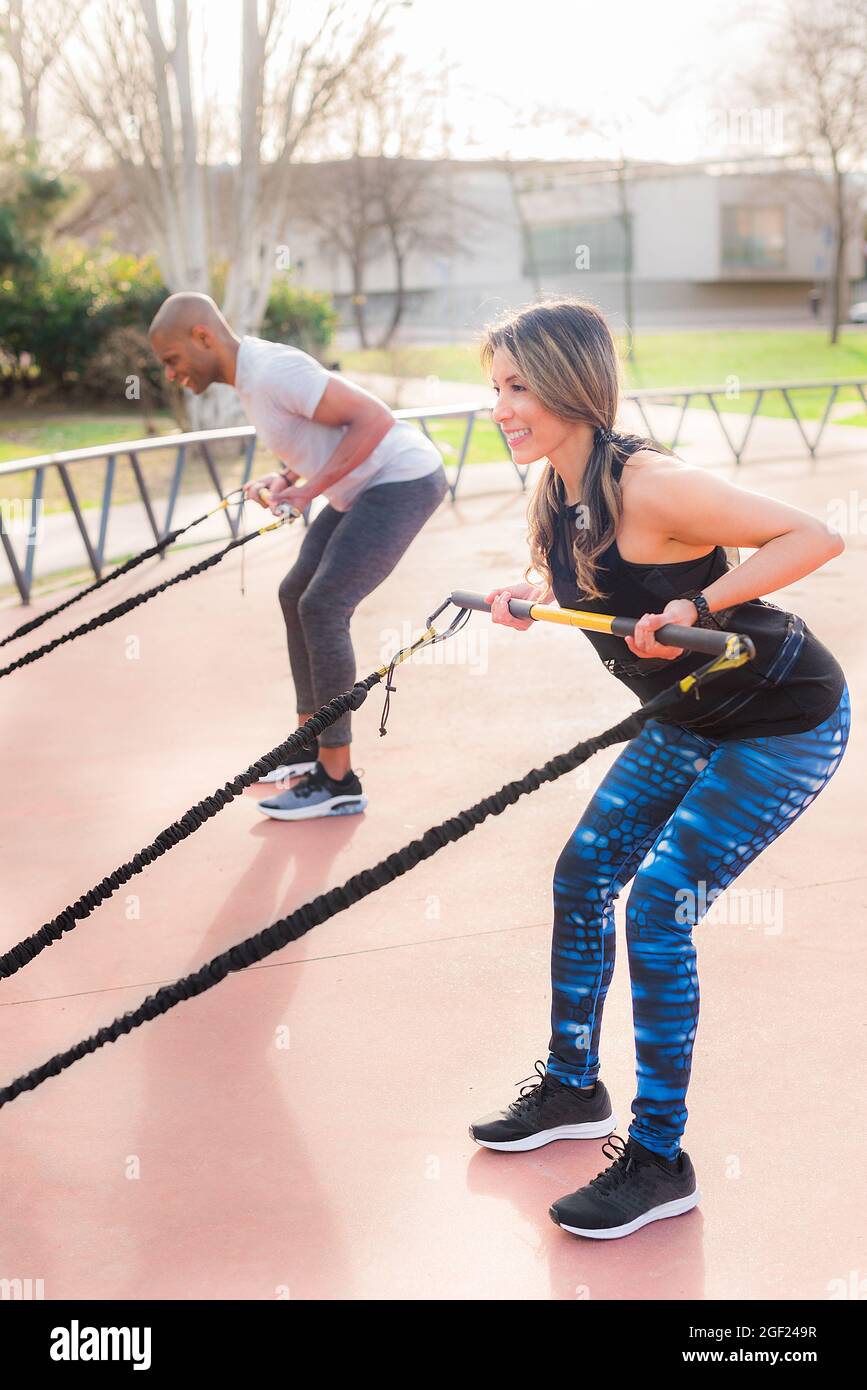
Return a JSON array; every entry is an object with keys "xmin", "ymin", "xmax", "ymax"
[{"xmin": 0, "ymin": 433, "xmax": 863, "ymax": 1299}]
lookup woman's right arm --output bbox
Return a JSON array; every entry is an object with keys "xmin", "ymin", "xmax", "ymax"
[{"xmin": 486, "ymin": 580, "xmax": 553, "ymax": 631}]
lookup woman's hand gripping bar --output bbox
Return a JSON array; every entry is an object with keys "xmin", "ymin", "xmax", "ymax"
[{"xmin": 449, "ymin": 590, "xmax": 756, "ymax": 660}]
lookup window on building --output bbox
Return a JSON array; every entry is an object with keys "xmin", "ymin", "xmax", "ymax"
[
  {"xmin": 721, "ymin": 205, "xmax": 786, "ymax": 269},
  {"xmin": 524, "ymin": 216, "xmax": 632, "ymax": 275}
]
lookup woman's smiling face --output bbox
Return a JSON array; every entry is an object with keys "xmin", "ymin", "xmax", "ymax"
[{"xmin": 490, "ymin": 346, "xmax": 583, "ymax": 465}]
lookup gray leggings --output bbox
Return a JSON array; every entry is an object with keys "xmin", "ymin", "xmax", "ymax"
[{"xmin": 278, "ymin": 465, "xmax": 448, "ymax": 747}]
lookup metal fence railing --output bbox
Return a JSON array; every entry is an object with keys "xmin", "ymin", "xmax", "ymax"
[
  {"xmin": 0, "ymin": 425, "xmax": 258, "ymax": 605},
  {"xmin": 392, "ymin": 402, "xmax": 521, "ymax": 498},
  {"xmin": 624, "ymin": 376, "xmax": 867, "ymax": 466},
  {"xmin": 0, "ymin": 406, "xmax": 520, "ymax": 604},
  {"xmin": 1, "ymin": 381, "xmax": 864, "ymax": 604}
]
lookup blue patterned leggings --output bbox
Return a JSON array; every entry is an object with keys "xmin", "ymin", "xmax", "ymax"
[{"xmin": 546, "ymin": 685, "xmax": 851, "ymax": 1158}]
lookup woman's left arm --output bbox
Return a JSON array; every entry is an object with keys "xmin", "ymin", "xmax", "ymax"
[
  {"xmin": 270, "ymin": 376, "xmax": 395, "ymax": 511},
  {"xmin": 626, "ymin": 467, "xmax": 844, "ymax": 659}
]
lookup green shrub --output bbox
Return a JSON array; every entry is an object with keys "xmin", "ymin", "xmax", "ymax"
[
  {"xmin": 0, "ymin": 240, "xmax": 336, "ymax": 401},
  {"xmin": 261, "ymin": 278, "xmax": 337, "ymax": 358},
  {"xmin": 0, "ymin": 245, "xmax": 166, "ymax": 391},
  {"xmin": 0, "ymin": 149, "xmax": 69, "ymax": 277},
  {"xmin": 83, "ymin": 324, "xmax": 170, "ymax": 423}
]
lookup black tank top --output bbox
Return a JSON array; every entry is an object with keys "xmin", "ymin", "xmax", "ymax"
[{"xmin": 549, "ymin": 456, "xmax": 845, "ymax": 740}]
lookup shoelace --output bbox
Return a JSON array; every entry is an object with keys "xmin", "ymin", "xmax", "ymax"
[
  {"xmin": 290, "ymin": 767, "xmax": 359, "ymax": 801},
  {"xmin": 588, "ymin": 1135, "xmax": 636, "ymax": 1195},
  {"xmin": 289, "ymin": 769, "xmax": 328, "ymax": 800},
  {"xmin": 508, "ymin": 1059, "xmax": 560, "ymax": 1115}
]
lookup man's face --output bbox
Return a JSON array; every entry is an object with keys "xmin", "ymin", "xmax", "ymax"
[{"xmin": 150, "ymin": 327, "xmax": 218, "ymax": 394}]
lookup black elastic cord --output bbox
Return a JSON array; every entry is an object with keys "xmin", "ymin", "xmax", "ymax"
[
  {"xmin": 0, "ymin": 675, "xmax": 381, "ymax": 980},
  {"xmin": 0, "ymin": 523, "xmax": 266, "ymax": 682},
  {"xmin": 0, "ymin": 494, "xmax": 242, "ymax": 650},
  {"xmin": 0, "ymin": 684, "xmax": 687, "ymax": 1109}
]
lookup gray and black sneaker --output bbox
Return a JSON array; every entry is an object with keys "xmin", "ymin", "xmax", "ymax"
[
  {"xmin": 470, "ymin": 1061, "xmax": 616, "ymax": 1152},
  {"xmin": 257, "ymin": 761, "xmax": 367, "ymax": 821},
  {"xmin": 257, "ymin": 734, "xmax": 319, "ymax": 784},
  {"xmin": 549, "ymin": 1133, "xmax": 701, "ymax": 1240}
]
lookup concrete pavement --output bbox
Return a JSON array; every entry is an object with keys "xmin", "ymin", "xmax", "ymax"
[{"xmin": 0, "ymin": 425, "xmax": 863, "ymax": 1299}]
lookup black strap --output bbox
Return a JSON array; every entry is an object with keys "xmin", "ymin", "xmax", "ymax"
[{"xmin": 0, "ymin": 528, "xmax": 262, "ymax": 682}]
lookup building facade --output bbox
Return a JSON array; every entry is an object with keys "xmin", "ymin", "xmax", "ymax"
[{"xmin": 283, "ymin": 156, "xmax": 866, "ymax": 340}]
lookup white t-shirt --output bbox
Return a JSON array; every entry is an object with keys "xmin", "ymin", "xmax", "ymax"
[{"xmin": 234, "ymin": 336, "xmax": 443, "ymax": 511}]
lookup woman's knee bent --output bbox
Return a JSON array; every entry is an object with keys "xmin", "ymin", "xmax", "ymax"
[{"xmin": 553, "ymin": 837, "xmax": 617, "ymax": 916}]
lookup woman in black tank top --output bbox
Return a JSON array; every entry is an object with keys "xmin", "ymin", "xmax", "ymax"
[
  {"xmin": 548, "ymin": 451, "xmax": 844, "ymax": 740},
  {"xmin": 466, "ymin": 298, "xmax": 851, "ymax": 1242}
]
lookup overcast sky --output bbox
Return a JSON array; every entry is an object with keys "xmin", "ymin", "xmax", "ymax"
[
  {"xmin": 183, "ymin": 0, "xmax": 780, "ymax": 165},
  {"xmin": 6, "ymin": 0, "xmax": 783, "ymax": 166},
  {"xmin": 384, "ymin": 0, "xmax": 774, "ymax": 161}
]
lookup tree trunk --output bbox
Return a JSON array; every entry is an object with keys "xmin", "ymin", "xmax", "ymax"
[
  {"xmin": 142, "ymin": 0, "xmax": 218, "ymax": 428},
  {"xmin": 618, "ymin": 161, "xmax": 636, "ymax": 359},
  {"xmin": 170, "ymin": 0, "xmax": 208, "ymax": 290},
  {"xmin": 139, "ymin": 0, "xmax": 208, "ymax": 292},
  {"xmin": 351, "ymin": 256, "xmax": 369, "ymax": 349},
  {"xmin": 378, "ymin": 238, "xmax": 406, "ymax": 349},
  {"xmin": 828, "ymin": 166, "xmax": 847, "ymax": 345},
  {"xmin": 222, "ymin": 0, "xmax": 266, "ymax": 335},
  {"xmin": 5, "ymin": 0, "xmax": 40, "ymax": 143}
]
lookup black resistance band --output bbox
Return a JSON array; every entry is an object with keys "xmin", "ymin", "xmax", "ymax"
[{"xmin": 0, "ymin": 594, "xmax": 754, "ymax": 1108}]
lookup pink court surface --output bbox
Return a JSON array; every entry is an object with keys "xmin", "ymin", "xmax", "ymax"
[{"xmin": 0, "ymin": 455, "xmax": 864, "ymax": 1302}]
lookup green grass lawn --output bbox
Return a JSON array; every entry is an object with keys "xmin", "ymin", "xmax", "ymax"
[
  {"xmin": 2, "ymin": 328, "xmax": 866, "ymax": 526},
  {"xmin": 341, "ymin": 329, "xmax": 867, "ymax": 422},
  {"xmin": 406, "ymin": 417, "xmax": 510, "ymax": 464},
  {"xmin": 0, "ymin": 411, "xmax": 171, "ymax": 462}
]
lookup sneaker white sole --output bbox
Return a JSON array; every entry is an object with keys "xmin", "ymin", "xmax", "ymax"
[
  {"xmin": 554, "ymin": 1187, "xmax": 701, "ymax": 1240},
  {"xmin": 472, "ymin": 1115, "xmax": 617, "ymax": 1151},
  {"xmin": 257, "ymin": 794, "xmax": 368, "ymax": 821},
  {"xmin": 257, "ymin": 759, "xmax": 318, "ymax": 784}
]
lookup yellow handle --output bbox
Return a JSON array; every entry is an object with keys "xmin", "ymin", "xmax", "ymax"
[{"xmin": 528, "ymin": 604, "xmax": 618, "ymax": 634}]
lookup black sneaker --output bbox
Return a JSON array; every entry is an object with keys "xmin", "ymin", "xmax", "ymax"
[
  {"xmin": 470, "ymin": 1061, "xmax": 616, "ymax": 1152},
  {"xmin": 257, "ymin": 761, "xmax": 367, "ymax": 820},
  {"xmin": 549, "ymin": 1134, "xmax": 701, "ymax": 1240},
  {"xmin": 257, "ymin": 734, "xmax": 320, "ymax": 784}
]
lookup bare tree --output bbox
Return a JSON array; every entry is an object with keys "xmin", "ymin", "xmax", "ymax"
[
  {"xmin": 496, "ymin": 99, "xmax": 655, "ymax": 353},
  {"xmin": 60, "ymin": 0, "xmax": 209, "ymax": 294},
  {"xmin": 300, "ymin": 51, "xmax": 476, "ymax": 348},
  {"xmin": 367, "ymin": 59, "xmax": 472, "ymax": 347},
  {"xmin": 222, "ymin": 0, "xmax": 392, "ymax": 335},
  {"xmin": 59, "ymin": 0, "xmax": 392, "ymax": 423},
  {"xmin": 542, "ymin": 93, "xmax": 679, "ymax": 358},
  {"xmin": 294, "ymin": 156, "xmax": 386, "ymax": 349},
  {"xmin": 0, "ymin": 0, "xmax": 81, "ymax": 145},
  {"xmin": 743, "ymin": 0, "xmax": 867, "ymax": 342}
]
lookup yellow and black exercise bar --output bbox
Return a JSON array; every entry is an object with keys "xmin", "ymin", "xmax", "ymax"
[{"xmin": 448, "ymin": 588, "xmax": 756, "ymax": 688}]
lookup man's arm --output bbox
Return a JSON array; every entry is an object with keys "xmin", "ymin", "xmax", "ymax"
[{"xmin": 276, "ymin": 375, "xmax": 395, "ymax": 504}]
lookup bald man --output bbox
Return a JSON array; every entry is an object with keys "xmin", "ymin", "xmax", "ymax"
[{"xmin": 149, "ymin": 293, "xmax": 447, "ymax": 821}]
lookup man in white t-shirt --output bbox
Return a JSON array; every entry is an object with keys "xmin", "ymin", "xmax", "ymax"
[{"xmin": 149, "ymin": 292, "xmax": 447, "ymax": 820}]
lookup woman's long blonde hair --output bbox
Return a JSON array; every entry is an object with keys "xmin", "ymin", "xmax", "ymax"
[{"xmin": 481, "ymin": 297, "xmax": 672, "ymax": 601}]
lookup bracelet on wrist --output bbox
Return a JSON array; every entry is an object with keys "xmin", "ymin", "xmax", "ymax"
[{"xmin": 691, "ymin": 592, "xmax": 719, "ymax": 629}]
